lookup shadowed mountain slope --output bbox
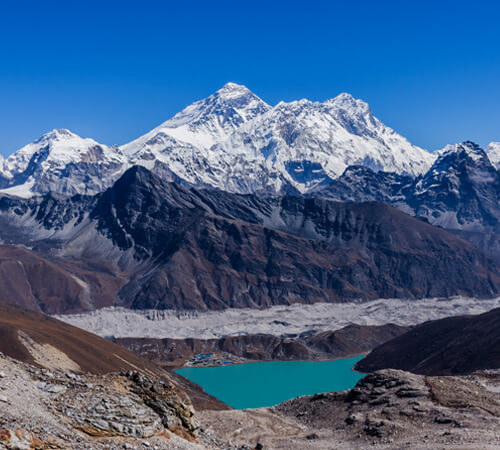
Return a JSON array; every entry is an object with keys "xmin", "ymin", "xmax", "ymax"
[
  {"xmin": 356, "ymin": 307, "xmax": 500, "ymax": 375},
  {"xmin": 1, "ymin": 167, "xmax": 500, "ymax": 311}
]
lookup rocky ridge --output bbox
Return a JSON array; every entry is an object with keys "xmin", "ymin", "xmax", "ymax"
[
  {"xmin": 116, "ymin": 324, "xmax": 409, "ymax": 368},
  {"xmin": 315, "ymin": 141, "xmax": 500, "ymax": 257},
  {"xmin": 1, "ymin": 167, "xmax": 499, "ymax": 312}
]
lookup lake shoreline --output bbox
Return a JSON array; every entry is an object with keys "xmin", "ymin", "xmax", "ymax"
[{"xmin": 175, "ymin": 351, "xmax": 369, "ymax": 369}]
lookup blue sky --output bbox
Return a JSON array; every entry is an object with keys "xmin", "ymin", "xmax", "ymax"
[{"xmin": 0, "ymin": 0, "xmax": 499, "ymax": 155}]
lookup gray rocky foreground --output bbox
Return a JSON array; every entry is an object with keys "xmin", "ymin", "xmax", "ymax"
[{"xmin": 199, "ymin": 369, "xmax": 500, "ymax": 449}]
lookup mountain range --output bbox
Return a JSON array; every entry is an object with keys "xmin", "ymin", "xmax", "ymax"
[
  {"xmin": 1, "ymin": 83, "xmax": 500, "ymax": 449},
  {"xmin": 1, "ymin": 84, "xmax": 500, "ymax": 256},
  {"xmin": 0, "ymin": 82, "xmax": 437, "ymax": 197},
  {"xmin": 1, "ymin": 85, "xmax": 500, "ymax": 311},
  {"xmin": 0, "ymin": 166, "xmax": 499, "ymax": 313}
]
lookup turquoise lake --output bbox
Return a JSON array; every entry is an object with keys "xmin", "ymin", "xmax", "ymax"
[{"xmin": 175, "ymin": 355, "xmax": 365, "ymax": 409}]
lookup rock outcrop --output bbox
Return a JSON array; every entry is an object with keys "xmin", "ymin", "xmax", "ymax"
[{"xmin": 0, "ymin": 353, "xmax": 238, "ymax": 449}]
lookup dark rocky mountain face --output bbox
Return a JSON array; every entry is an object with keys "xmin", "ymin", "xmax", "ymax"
[
  {"xmin": 356, "ymin": 307, "xmax": 500, "ymax": 375},
  {"xmin": 408, "ymin": 142, "xmax": 500, "ymax": 231},
  {"xmin": 1, "ymin": 166, "xmax": 500, "ymax": 312},
  {"xmin": 312, "ymin": 165, "xmax": 413, "ymax": 203},
  {"xmin": 314, "ymin": 142, "xmax": 500, "ymax": 259}
]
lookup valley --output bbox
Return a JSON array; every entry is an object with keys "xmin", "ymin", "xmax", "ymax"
[
  {"xmin": 0, "ymin": 84, "xmax": 500, "ymax": 448},
  {"xmin": 2, "ymin": 303, "xmax": 500, "ymax": 449}
]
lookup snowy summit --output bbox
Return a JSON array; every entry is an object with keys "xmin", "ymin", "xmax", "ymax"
[{"xmin": 0, "ymin": 83, "xmax": 450, "ymax": 197}]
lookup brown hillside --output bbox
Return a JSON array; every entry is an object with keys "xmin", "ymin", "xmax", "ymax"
[{"xmin": 0, "ymin": 303, "xmax": 228, "ymax": 410}]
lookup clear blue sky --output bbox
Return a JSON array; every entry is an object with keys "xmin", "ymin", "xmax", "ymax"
[{"xmin": 1, "ymin": 0, "xmax": 499, "ymax": 155}]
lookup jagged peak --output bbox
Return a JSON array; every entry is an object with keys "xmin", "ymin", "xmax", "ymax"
[
  {"xmin": 211, "ymin": 82, "xmax": 266, "ymax": 105},
  {"xmin": 460, "ymin": 140, "xmax": 482, "ymax": 151},
  {"xmin": 325, "ymin": 92, "xmax": 371, "ymax": 113},
  {"xmin": 333, "ymin": 92, "xmax": 356, "ymax": 102},
  {"xmin": 109, "ymin": 165, "xmax": 158, "ymax": 194},
  {"xmin": 154, "ymin": 83, "xmax": 270, "ymax": 132},
  {"xmin": 108, "ymin": 165, "xmax": 193, "ymax": 202},
  {"xmin": 440, "ymin": 141, "xmax": 484, "ymax": 155},
  {"xmin": 216, "ymin": 82, "xmax": 252, "ymax": 96},
  {"xmin": 34, "ymin": 129, "xmax": 80, "ymax": 144},
  {"xmin": 117, "ymin": 164, "xmax": 153, "ymax": 182},
  {"xmin": 434, "ymin": 141, "xmax": 491, "ymax": 166}
]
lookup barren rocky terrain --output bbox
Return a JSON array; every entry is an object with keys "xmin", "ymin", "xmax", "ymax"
[
  {"xmin": 0, "ymin": 353, "xmax": 242, "ymax": 449},
  {"xmin": 199, "ymin": 369, "xmax": 500, "ymax": 449},
  {"xmin": 3, "ymin": 347, "xmax": 500, "ymax": 449},
  {"xmin": 0, "ymin": 305, "xmax": 236, "ymax": 449},
  {"xmin": 116, "ymin": 324, "xmax": 408, "ymax": 368},
  {"xmin": 2, "ymin": 302, "xmax": 500, "ymax": 449}
]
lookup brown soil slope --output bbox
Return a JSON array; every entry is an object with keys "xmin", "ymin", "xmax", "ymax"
[
  {"xmin": 0, "ymin": 302, "xmax": 162, "ymax": 374},
  {"xmin": 0, "ymin": 303, "xmax": 228, "ymax": 410},
  {"xmin": 0, "ymin": 245, "xmax": 124, "ymax": 314}
]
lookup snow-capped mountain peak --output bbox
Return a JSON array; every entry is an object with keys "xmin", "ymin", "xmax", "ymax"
[
  {"xmin": 215, "ymin": 81, "xmax": 255, "ymax": 98},
  {"xmin": 0, "ymin": 129, "xmax": 128, "ymax": 196},
  {"xmin": 416, "ymin": 141, "xmax": 495, "ymax": 196},
  {"xmin": 34, "ymin": 128, "xmax": 79, "ymax": 143},
  {"xmin": 486, "ymin": 142, "xmax": 500, "ymax": 170},
  {"xmin": 326, "ymin": 92, "xmax": 371, "ymax": 113},
  {"xmin": 410, "ymin": 141, "xmax": 500, "ymax": 231},
  {"xmin": 121, "ymin": 82, "xmax": 271, "ymax": 157},
  {"xmin": 167, "ymin": 82, "xmax": 270, "ymax": 128},
  {"xmin": 437, "ymin": 141, "xmax": 490, "ymax": 164},
  {"xmin": 3, "ymin": 84, "xmax": 486, "ymax": 198},
  {"xmin": 4, "ymin": 129, "xmax": 122, "ymax": 173},
  {"xmin": 211, "ymin": 90, "xmax": 435, "ymax": 192}
]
